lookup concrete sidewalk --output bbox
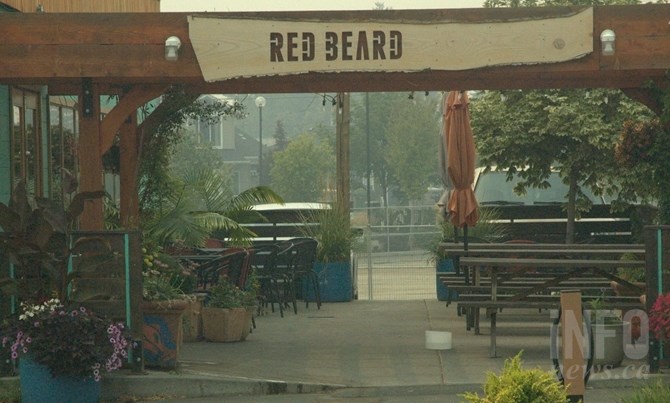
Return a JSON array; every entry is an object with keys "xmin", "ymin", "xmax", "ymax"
[{"xmin": 102, "ymin": 300, "xmax": 666, "ymax": 402}]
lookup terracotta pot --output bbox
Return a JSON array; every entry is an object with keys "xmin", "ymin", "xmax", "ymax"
[
  {"xmin": 142, "ymin": 299, "xmax": 188, "ymax": 369},
  {"xmin": 201, "ymin": 307, "xmax": 253, "ymax": 342},
  {"xmin": 182, "ymin": 296, "xmax": 205, "ymax": 342}
]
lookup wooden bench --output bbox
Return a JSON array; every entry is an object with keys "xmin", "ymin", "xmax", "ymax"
[{"xmin": 456, "ymin": 296, "xmax": 644, "ymax": 358}]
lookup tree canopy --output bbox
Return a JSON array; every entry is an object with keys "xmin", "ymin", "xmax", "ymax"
[{"xmin": 270, "ymin": 133, "xmax": 335, "ymax": 202}]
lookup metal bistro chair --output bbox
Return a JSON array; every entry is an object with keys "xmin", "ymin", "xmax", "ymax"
[
  {"xmin": 287, "ymin": 237, "xmax": 321, "ymax": 311},
  {"xmin": 249, "ymin": 243, "xmax": 289, "ymax": 317}
]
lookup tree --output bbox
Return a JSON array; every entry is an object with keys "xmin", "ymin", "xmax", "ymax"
[
  {"xmin": 270, "ymin": 133, "xmax": 335, "ymax": 202},
  {"xmin": 614, "ymin": 87, "xmax": 670, "ymax": 225},
  {"xmin": 471, "ymin": 89, "xmax": 653, "ymax": 243},
  {"xmin": 137, "ymin": 89, "xmax": 245, "ymax": 226},
  {"xmin": 473, "ymin": 0, "xmax": 656, "ymax": 243},
  {"xmin": 263, "ymin": 120, "xmax": 290, "ymax": 189},
  {"xmin": 273, "ymin": 120, "xmax": 289, "ymax": 152},
  {"xmin": 385, "ymin": 96, "xmax": 441, "ymax": 204},
  {"xmin": 350, "ymin": 92, "xmax": 417, "ymax": 207}
]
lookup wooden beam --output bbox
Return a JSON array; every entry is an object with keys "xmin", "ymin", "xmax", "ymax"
[
  {"xmin": 78, "ymin": 80, "xmax": 104, "ymax": 230},
  {"xmin": 0, "ymin": 5, "xmax": 669, "ymax": 92},
  {"xmin": 100, "ymin": 84, "xmax": 167, "ymax": 155}
]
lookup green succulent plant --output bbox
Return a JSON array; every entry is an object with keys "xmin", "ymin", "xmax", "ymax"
[{"xmin": 462, "ymin": 351, "xmax": 569, "ymax": 403}]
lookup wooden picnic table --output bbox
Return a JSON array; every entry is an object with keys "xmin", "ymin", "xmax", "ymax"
[{"xmin": 453, "ymin": 254, "xmax": 645, "ymax": 358}]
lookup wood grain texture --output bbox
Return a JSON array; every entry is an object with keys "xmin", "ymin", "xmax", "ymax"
[
  {"xmin": 0, "ymin": 5, "xmax": 668, "ymax": 91},
  {"xmin": 190, "ymin": 8, "xmax": 593, "ymax": 81}
]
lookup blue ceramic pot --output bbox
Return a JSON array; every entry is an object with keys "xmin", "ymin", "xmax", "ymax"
[{"xmin": 19, "ymin": 355, "xmax": 100, "ymax": 403}]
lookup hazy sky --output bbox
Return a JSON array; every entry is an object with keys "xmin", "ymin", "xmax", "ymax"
[{"xmin": 161, "ymin": 0, "xmax": 484, "ymax": 12}]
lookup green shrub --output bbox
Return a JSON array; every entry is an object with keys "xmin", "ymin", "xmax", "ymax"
[
  {"xmin": 620, "ymin": 379, "xmax": 670, "ymax": 403},
  {"xmin": 206, "ymin": 279, "xmax": 257, "ymax": 310},
  {"xmin": 462, "ymin": 352, "xmax": 569, "ymax": 403}
]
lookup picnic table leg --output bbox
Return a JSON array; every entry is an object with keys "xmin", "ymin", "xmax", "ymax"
[
  {"xmin": 474, "ymin": 265, "xmax": 481, "ymax": 334},
  {"xmin": 490, "ymin": 310, "xmax": 497, "ymax": 358}
]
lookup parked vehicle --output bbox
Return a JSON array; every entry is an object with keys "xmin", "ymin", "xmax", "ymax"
[{"xmin": 473, "ymin": 168, "xmax": 637, "ymax": 243}]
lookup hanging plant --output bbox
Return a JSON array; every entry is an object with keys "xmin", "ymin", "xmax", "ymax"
[{"xmin": 614, "ymin": 119, "xmax": 659, "ymax": 168}]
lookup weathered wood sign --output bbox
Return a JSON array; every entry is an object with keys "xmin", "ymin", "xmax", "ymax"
[{"xmin": 189, "ymin": 7, "xmax": 593, "ymax": 82}]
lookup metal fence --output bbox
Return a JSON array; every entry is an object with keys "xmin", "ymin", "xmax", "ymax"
[{"xmin": 351, "ymin": 205, "xmax": 442, "ymax": 301}]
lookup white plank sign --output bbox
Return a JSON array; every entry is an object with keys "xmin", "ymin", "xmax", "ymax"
[{"xmin": 189, "ymin": 8, "xmax": 593, "ymax": 82}]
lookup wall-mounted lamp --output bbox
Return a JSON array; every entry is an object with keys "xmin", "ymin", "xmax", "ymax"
[
  {"xmin": 165, "ymin": 36, "xmax": 182, "ymax": 61},
  {"xmin": 600, "ymin": 29, "xmax": 616, "ymax": 56}
]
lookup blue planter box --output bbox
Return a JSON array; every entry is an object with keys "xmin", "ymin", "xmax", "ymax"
[
  {"xmin": 436, "ymin": 258, "xmax": 458, "ymax": 301},
  {"xmin": 304, "ymin": 261, "xmax": 353, "ymax": 302},
  {"xmin": 19, "ymin": 355, "xmax": 100, "ymax": 403}
]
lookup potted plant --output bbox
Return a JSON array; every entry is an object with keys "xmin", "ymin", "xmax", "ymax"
[
  {"xmin": 2, "ymin": 299, "xmax": 129, "ymax": 403},
  {"xmin": 141, "ymin": 243, "xmax": 194, "ymax": 369},
  {"xmin": 586, "ymin": 297, "xmax": 628, "ymax": 369},
  {"xmin": 0, "ymin": 179, "xmax": 130, "ymax": 402},
  {"xmin": 299, "ymin": 203, "xmax": 360, "ymax": 302},
  {"xmin": 610, "ymin": 253, "xmax": 646, "ymax": 297},
  {"xmin": 461, "ymin": 352, "xmax": 569, "ymax": 402},
  {"xmin": 201, "ymin": 277, "xmax": 257, "ymax": 342},
  {"xmin": 428, "ymin": 207, "xmax": 508, "ymax": 302}
]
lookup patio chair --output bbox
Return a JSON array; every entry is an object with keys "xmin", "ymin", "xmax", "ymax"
[
  {"xmin": 287, "ymin": 237, "xmax": 320, "ymax": 311},
  {"xmin": 249, "ymin": 243, "xmax": 292, "ymax": 318}
]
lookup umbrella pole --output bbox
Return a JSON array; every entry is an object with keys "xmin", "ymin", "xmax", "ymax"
[
  {"xmin": 463, "ymin": 225, "xmax": 469, "ymax": 251},
  {"xmin": 453, "ymin": 225, "xmax": 459, "ymax": 243}
]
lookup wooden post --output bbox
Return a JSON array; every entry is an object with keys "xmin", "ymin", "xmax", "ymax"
[
  {"xmin": 560, "ymin": 290, "xmax": 585, "ymax": 401},
  {"xmin": 78, "ymin": 78, "xmax": 104, "ymax": 230},
  {"xmin": 119, "ymin": 112, "xmax": 140, "ymax": 229}
]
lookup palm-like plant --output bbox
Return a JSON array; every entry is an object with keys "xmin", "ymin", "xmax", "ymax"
[{"xmin": 142, "ymin": 167, "xmax": 283, "ymax": 248}]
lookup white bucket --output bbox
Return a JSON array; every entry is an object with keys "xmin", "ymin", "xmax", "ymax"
[{"xmin": 425, "ymin": 330, "xmax": 452, "ymax": 350}]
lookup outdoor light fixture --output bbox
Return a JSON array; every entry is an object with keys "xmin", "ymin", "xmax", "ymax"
[
  {"xmin": 165, "ymin": 36, "xmax": 182, "ymax": 61},
  {"xmin": 600, "ymin": 29, "xmax": 616, "ymax": 56}
]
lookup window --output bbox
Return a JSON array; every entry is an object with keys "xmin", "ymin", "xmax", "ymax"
[
  {"xmin": 11, "ymin": 88, "xmax": 41, "ymax": 196},
  {"xmin": 197, "ymin": 118, "xmax": 223, "ymax": 149},
  {"xmin": 48, "ymin": 99, "xmax": 79, "ymax": 201}
]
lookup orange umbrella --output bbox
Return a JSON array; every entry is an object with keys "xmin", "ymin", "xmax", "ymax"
[{"xmin": 443, "ymin": 91, "xmax": 478, "ymax": 230}]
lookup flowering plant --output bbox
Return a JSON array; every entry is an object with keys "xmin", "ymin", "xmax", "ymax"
[
  {"xmin": 206, "ymin": 277, "xmax": 257, "ymax": 310},
  {"xmin": 142, "ymin": 242, "xmax": 197, "ymax": 300},
  {"xmin": 649, "ymin": 292, "xmax": 670, "ymax": 342},
  {"xmin": 1, "ymin": 299, "xmax": 130, "ymax": 380}
]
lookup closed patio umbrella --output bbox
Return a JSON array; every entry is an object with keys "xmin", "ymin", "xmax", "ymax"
[{"xmin": 441, "ymin": 91, "xmax": 479, "ymax": 247}]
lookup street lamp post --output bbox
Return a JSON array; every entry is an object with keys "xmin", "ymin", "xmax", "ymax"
[{"xmin": 255, "ymin": 96, "xmax": 266, "ymax": 186}]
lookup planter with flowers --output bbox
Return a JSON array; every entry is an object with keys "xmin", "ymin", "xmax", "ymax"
[
  {"xmin": 2, "ymin": 299, "xmax": 129, "ymax": 403},
  {"xmin": 202, "ymin": 277, "xmax": 257, "ymax": 342},
  {"xmin": 141, "ymin": 246, "xmax": 195, "ymax": 368},
  {"xmin": 0, "ymin": 179, "xmax": 131, "ymax": 402}
]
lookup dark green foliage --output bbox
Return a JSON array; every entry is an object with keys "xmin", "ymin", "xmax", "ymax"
[
  {"xmin": 299, "ymin": 204, "xmax": 359, "ymax": 263},
  {"xmin": 206, "ymin": 279, "xmax": 256, "ymax": 309},
  {"xmin": 620, "ymin": 379, "xmax": 670, "ymax": 403},
  {"xmin": 0, "ymin": 179, "xmax": 114, "ymax": 304}
]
